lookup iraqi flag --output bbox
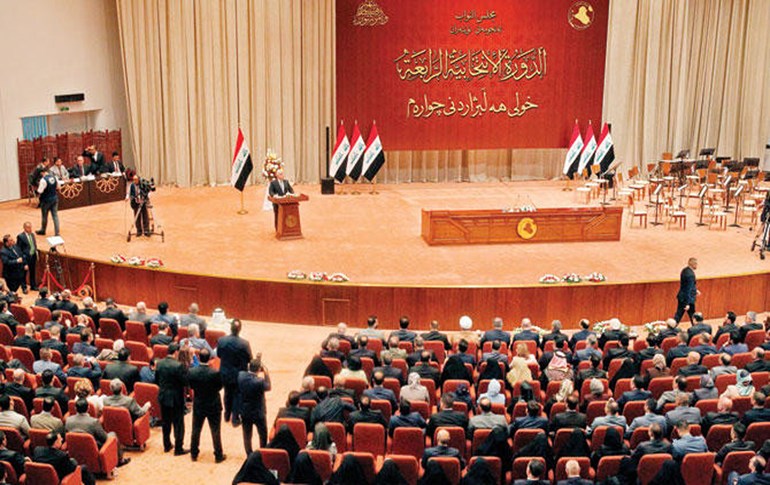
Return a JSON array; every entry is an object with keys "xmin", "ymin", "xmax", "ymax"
[
  {"xmin": 577, "ymin": 121, "xmax": 597, "ymax": 176},
  {"xmin": 330, "ymin": 122, "xmax": 350, "ymax": 182},
  {"xmin": 230, "ymin": 128, "xmax": 253, "ymax": 191},
  {"xmin": 362, "ymin": 122, "xmax": 385, "ymax": 181},
  {"xmin": 346, "ymin": 121, "xmax": 366, "ymax": 180},
  {"xmin": 595, "ymin": 123, "xmax": 615, "ymax": 174},
  {"xmin": 563, "ymin": 121, "xmax": 584, "ymax": 177}
]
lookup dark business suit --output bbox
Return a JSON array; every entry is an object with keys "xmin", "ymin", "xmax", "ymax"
[
  {"xmin": 188, "ymin": 363, "xmax": 224, "ymax": 460},
  {"xmin": 426, "ymin": 410, "xmax": 469, "ymax": 440},
  {"xmin": 217, "ymin": 334, "xmax": 252, "ymax": 424},
  {"xmin": 83, "ymin": 150, "xmax": 106, "ymax": 174},
  {"xmin": 421, "ymin": 330, "xmax": 451, "ymax": 350},
  {"xmin": 36, "ymin": 384, "xmax": 69, "ymax": 415},
  {"xmin": 0, "ymin": 447, "xmax": 26, "ymax": 477},
  {"xmin": 128, "ymin": 182, "xmax": 150, "ymax": 236},
  {"xmin": 156, "ymin": 356, "xmax": 188, "ymax": 452},
  {"xmin": 277, "ymin": 405, "xmax": 311, "ymax": 428},
  {"xmin": 103, "ymin": 361, "xmax": 140, "ymax": 393},
  {"xmin": 481, "ymin": 329, "xmax": 512, "ymax": 347},
  {"xmin": 100, "ymin": 307, "xmax": 127, "ymax": 330},
  {"xmin": 0, "ymin": 245, "xmax": 26, "ymax": 292},
  {"xmin": 510, "ymin": 415, "xmax": 549, "ymax": 435},
  {"xmin": 550, "ymin": 410, "xmax": 588, "ymax": 432},
  {"xmin": 104, "ymin": 159, "xmax": 125, "ymax": 174},
  {"xmin": 347, "ymin": 409, "xmax": 387, "ymax": 434},
  {"xmin": 13, "ymin": 334, "xmax": 41, "ymax": 360},
  {"xmin": 238, "ymin": 370, "xmax": 270, "ymax": 454},
  {"xmin": 70, "ymin": 163, "xmax": 93, "ymax": 178},
  {"xmin": 32, "ymin": 445, "xmax": 79, "ymax": 481},
  {"xmin": 268, "ymin": 178, "xmax": 294, "ymax": 229},
  {"xmin": 422, "ymin": 444, "xmax": 465, "ymax": 469},
  {"xmin": 16, "ymin": 231, "xmax": 37, "ymax": 290},
  {"xmin": 513, "ymin": 330, "xmax": 541, "ymax": 347},
  {"xmin": 674, "ymin": 266, "xmax": 697, "ymax": 322}
]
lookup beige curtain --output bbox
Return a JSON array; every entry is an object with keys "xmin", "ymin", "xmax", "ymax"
[
  {"xmin": 604, "ymin": 0, "xmax": 770, "ymax": 175},
  {"xmin": 116, "ymin": 0, "xmax": 770, "ymax": 186},
  {"xmin": 116, "ymin": 0, "xmax": 334, "ymax": 186}
]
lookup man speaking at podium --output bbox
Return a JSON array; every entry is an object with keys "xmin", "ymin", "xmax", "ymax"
[{"xmin": 268, "ymin": 170, "xmax": 294, "ymax": 229}]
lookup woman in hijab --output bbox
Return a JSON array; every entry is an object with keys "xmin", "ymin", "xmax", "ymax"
[
  {"xmin": 339, "ymin": 355, "xmax": 367, "ymax": 382},
  {"xmin": 460, "ymin": 457, "xmax": 497, "ymax": 485},
  {"xmin": 328, "ymin": 453, "xmax": 368, "ymax": 485},
  {"xmin": 418, "ymin": 459, "xmax": 453, "ymax": 485},
  {"xmin": 475, "ymin": 425, "xmax": 513, "ymax": 473},
  {"xmin": 507, "ymin": 351, "xmax": 534, "ymax": 388},
  {"xmin": 401, "ymin": 372, "xmax": 430, "ymax": 403},
  {"xmin": 693, "ymin": 374, "xmax": 718, "ymax": 402},
  {"xmin": 267, "ymin": 424, "xmax": 300, "ymax": 464},
  {"xmin": 556, "ymin": 428, "xmax": 591, "ymax": 460},
  {"xmin": 232, "ymin": 451, "xmax": 280, "ymax": 485},
  {"xmin": 288, "ymin": 451, "xmax": 323, "ymax": 485},
  {"xmin": 514, "ymin": 431, "xmax": 555, "ymax": 470},
  {"xmin": 479, "ymin": 357, "xmax": 504, "ymax": 384},
  {"xmin": 609, "ymin": 358, "xmax": 637, "ymax": 391},
  {"xmin": 304, "ymin": 356, "xmax": 333, "ymax": 380},
  {"xmin": 722, "ymin": 369, "xmax": 755, "ymax": 399},
  {"xmin": 306, "ymin": 423, "xmax": 337, "ymax": 464},
  {"xmin": 590, "ymin": 426, "xmax": 630, "ymax": 469},
  {"xmin": 375, "ymin": 459, "xmax": 409, "ymax": 485},
  {"xmin": 544, "ymin": 351, "xmax": 573, "ymax": 383},
  {"xmin": 478, "ymin": 379, "xmax": 506, "ymax": 406},
  {"xmin": 440, "ymin": 355, "xmax": 472, "ymax": 385},
  {"xmin": 453, "ymin": 382, "xmax": 475, "ymax": 413},
  {"xmin": 545, "ymin": 379, "xmax": 575, "ymax": 417},
  {"xmin": 645, "ymin": 353, "xmax": 670, "ymax": 383}
]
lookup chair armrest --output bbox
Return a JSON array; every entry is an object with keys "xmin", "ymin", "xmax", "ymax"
[
  {"xmin": 99, "ymin": 434, "xmax": 119, "ymax": 475},
  {"xmin": 62, "ymin": 467, "xmax": 83, "ymax": 485},
  {"xmin": 134, "ymin": 412, "xmax": 151, "ymax": 447}
]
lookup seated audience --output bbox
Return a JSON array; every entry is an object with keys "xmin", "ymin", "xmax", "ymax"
[
  {"xmin": 30, "ymin": 396, "xmax": 64, "ymax": 437},
  {"xmin": 422, "ymin": 428, "xmax": 465, "ymax": 470},
  {"xmin": 388, "ymin": 399, "xmax": 426, "ymax": 437}
]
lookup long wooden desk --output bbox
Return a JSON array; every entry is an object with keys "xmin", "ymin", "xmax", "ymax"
[
  {"xmin": 57, "ymin": 176, "xmax": 126, "ymax": 210},
  {"xmin": 421, "ymin": 206, "xmax": 623, "ymax": 245}
]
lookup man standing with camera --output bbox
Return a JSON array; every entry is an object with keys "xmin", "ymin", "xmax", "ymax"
[
  {"xmin": 127, "ymin": 174, "xmax": 151, "ymax": 237},
  {"xmin": 238, "ymin": 354, "xmax": 271, "ymax": 455}
]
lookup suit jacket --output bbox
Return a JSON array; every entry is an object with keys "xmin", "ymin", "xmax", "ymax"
[
  {"xmin": 34, "ymin": 298, "xmax": 55, "ymax": 311},
  {"xmin": 510, "ymin": 416, "xmax": 549, "ymax": 434},
  {"xmin": 70, "ymin": 163, "xmax": 93, "ymax": 178},
  {"xmin": 588, "ymin": 415, "xmax": 628, "ymax": 434},
  {"xmin": 631, "ymin": 439, "xmax": 673, "ymax": 462},
  {"xmin": 0, "ymin": 246, "xmax": 25, "ymax": 281},
  {"xmin": 150, "ymin": 334, "xmax": 173, "ymax": 347},
  {"xmin": 268, "ymin": 178, "xmax": 294, "ymax": 198},
  {"xmin": 740, "ymin": 323, "xmax": 764, "ymax": 343},
  {"xmin": 736, "ymin": 472, "xmax": 770, "ymax": 485},
  {"xmin": 65, "ymin": 412, "xmax": 109, "ymax": 446},
  {"xmin": 32, "ymin": 446, "xmax": 77, "ymax": 480},
  {"xmin": 678, "ymin": 364, "xmax": 708, "ymax": 377},
  {"xmin": 469, "ymin": 412, "xmax": 508, "ymax": 435},
  {"xmin": 103, "ymin": 393, "xmax": 146, "ymax": 419},
  {"xmin": 388, "ymin": 412, "xmax": 426, "ymax": 436},
  {"xmin": 702, "ymin": 411, "xmax": 739, "ymax": 435},
  {"xmin": 617, "ymin": 390, "xmax": 652, "ymax": 410},
  {"xmin": 687, "ymin": 323, "xmax": 713, "ymax": 341},
  {"xmin": 692, "ymin": 345, "xmax": 718, "ymax": 357},
  {"xmin": 551, "ymin": 411, "xmax": 587, "ymax": 432},
  {"xmin": 575, "ymin": 347, "xmax": 602, "ymax": 363},
  {"xmin": 363, "ymin": 387, "xmax": 397, "ymax": 412},
  {"xmin": 104, "ymin": 160, "xmax": 125, "ymax": 174},
  {"xmin": 677, "ymin": 266, "xmax": 697, "ymax": 304},
  {"xmin": 743, "ymin": 408, "xmax": 770, "ymax": 427},
  {"xmin": 277, "ymin": 405, "xmax": 310, "ymax": 428},
  {"xmin": 188, "ymin": 363, "xmax": 223, "ymax": 416},
  {"xmin": 0, "ymin": 313, "xmax": 19, "ymax": 333},
  {"xmin": 389, "ymin": 329, "xmax": 417, "ymax": 343},
  {"xmin": 83, "ymin": 150, "xmax": 106, "ymax": 172},
  {"xmin": 672, "ymin": 434, "xmax": 708, "ymax": 460},
  {"xmin": 603, "ymin": 348, "xmax": 637, "ymax": 370},
  {"xmin": 513, "ymin": 330, "xmax": 541, "ymax": 347},
  {"xmin": 665, "ymin": 406, "xmax": 702, "ymax": 428},
  {"xmin": 427, "ymin": 410, "xmax": 469, "ymax": 440},
  {"xmin": 422, "ymin": 444, "xmax": 465, "ymax": 469},
  {"xmin": 421, "ymin": 330, "xmax": 451, "ymax": 350},
  {"xmin": 666, "ymin": 345, "xmax": 692, "ymax": 366},
  {"xmin": 311, "ymin": 397, "xmax": 355, "ymax": 426},
  {"xmin": 716, "ymin": 440, "xmax": 755, "ymax": 465},
  {"xmin": 13, "ymin": 335, "xmax": 41, "ymax": 360},
  {"xmin": 67, "ymin": 364, "xmax": 102, "ymax": 387},
  {"xmin": 53, "ymin": 300, "xmax": 79, "ymax": 316},
  {"xmin": 557, "ymin": 479, "xmax": 593, "ymax": 485},
  {"xmin": 16, "ymin": 231, "xmax": 37, "ymax": 263},
  {"xmin": 372, "ymin": 365, "xmax": 405, "ymax": 385},
  {"xmin": 347, "ymin": 409, "xmax": 387, "ymax": 433},
  {"xmin": 599, "ymin": 330, "xmax": 629, "ymax": 349},
  {"xmin": 238, "ymin": 371, "xmax": 270, "ymax": 419},
  {"xmin": 627, "ymin": 413, "xmax": 668, "ymax": 438},
  {"xmin": 515, "ymin": 480, "xmax": 551, "ymax": 485},
  {"xmin": 30, "ymin": 411, "xmax": 65, "ymax": 436},
  {"xmin": 350, "ymin": 348, "xmax": 379, "ymax": 366},
  {"xmin": 217, "ymin": 335, "xmax": 252, "ymax": 384},
  {"xmin": 35, "ymin": 384, "xmax": 69, "ymax": 413},
  {"xmin": 103, "ymin": 361, "xmax": 140, "ymax": 393},
  {"xmin": 745, "ymin": 360, "xmax": 770, "ymax": 373},
  {"xmin": 481, "ymin": 329, "xmax": 512, "ymax": 346},
  {"xmin": 409, "ymin": 363, "xmax": 440, "ymax": 386},
  {"xmin": 570, "ymin": 329, "xmax": 596, "ymax": 349},
  {"xmin": 155, "ymin": 356, "xmax": 188, "ymax": 408},
  {"xmin": 6, "ymin": 382, "xmax": 34, "ymax": 412},
  {"xmin": 0, "ymin": 447, "xmax": 25, "ymax": 477},
  {"xmin": 41, "ymin": 338, "xmax": 68, "ymax": 360},
  {"xmin": 715, "ymin": 323, "xmax": 739, "ymax": 341},
  {"xmin": 100, "ymin": 307, "xmax": 127, "ymax": 329}
]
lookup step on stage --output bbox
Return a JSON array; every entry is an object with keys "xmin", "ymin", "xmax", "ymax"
[{"xmin": 4, "ymin": 181, "xmax": 768, "ymax": 329}]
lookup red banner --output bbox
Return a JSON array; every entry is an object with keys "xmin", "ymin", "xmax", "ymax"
[{"xmin": 336, "ymin": 0, "xmax": 609, "ymax": 150}]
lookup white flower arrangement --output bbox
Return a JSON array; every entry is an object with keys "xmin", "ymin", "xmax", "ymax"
[
  {"xmin": 287, "ymin": 270, "xmax": 307, "ymax": 280},
  {"xmin": 146, "ymin": 258, "xmax": 164, "ymax": 269},
  {"xmin": 592, "ymin": 319, "xmax": 631, "ymax": 334},
  {"xmin": 308, "ymin": 272, "xmax": 328, "ymax": 282},
  {"xmin": 262, "ymin": 149, "xmax": 284, "ymax": 181},
  {"xmin": 127, "ymin": 256, "xmax": 145, "ymax": 266},
  {"xmin": 584, "ymin": 272, "xmax": 607, "ymax": 282},
  {"xmin": 562, "ymin": 273, "xmax": 582, "ymax": 284},
  {"xmin": 110, "ymin": 254, "xmax": 126, "ymax": 264},
  {"xmin": 643, "ymin": 320, "xmax": 668, "ymax": 336},
  {"xmin": 539, "ymin": 274, "xmax": 561, "ymax": 284},
  {"xmin": 328, "ymin": 273, "xmax": 350, "ymax": 283}
]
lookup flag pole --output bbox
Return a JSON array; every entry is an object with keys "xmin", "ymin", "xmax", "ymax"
[
  {"xmin": 234, "ymin": 0, "xmax": 248, "ymax": 215},
  {"xmin": 369, "ymin": 176, "xmax": 379, "ymax": 195},
  {"xmin": 238, "ymin": 190, "xmax": 247, "ymax": 214}
]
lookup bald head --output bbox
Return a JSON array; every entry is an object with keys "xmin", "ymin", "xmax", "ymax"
[{"xmin": 436, "ymin": 429, "xmax": 450, "ymax": 445}]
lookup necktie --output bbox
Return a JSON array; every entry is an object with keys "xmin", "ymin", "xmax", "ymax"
[{"xmin": 27, "ymin": 233, "xmax": 34, "ymax": 255}]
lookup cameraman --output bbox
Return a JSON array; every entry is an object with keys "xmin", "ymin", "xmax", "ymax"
[{"xmin": 126, "ymin": 174, "xmax": 151, "ymax": 237}]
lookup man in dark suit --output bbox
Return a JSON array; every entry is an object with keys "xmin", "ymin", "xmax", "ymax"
[
  {"xmin": 150, "ymin": 322, "xmax": 174, "ymax": 347},
  {"xmin": 217, "ymin": 319, "xmax": 252, "ymax": 426},
  {"xmin": 454, "ymin": 340, "xmax": 476, "ymax": 367},
  {"xmin": 426, "ymin": 393, "xmax": 469, "ymax": 440},
  {"xmin": 372, "ymin": 354, "xmax": 404, "ymax": 385},
  {"xmin": 349, "ymin": 335, "xmax": 379, "ymax": 366},
  {"xmin": 408, "ymin": 352, "xmax": 440, "ymax": 387},
  {"xmin": 556, "ymin": 459, "xmax": 592, "ymax": 485},
  {"xmin": 103, "ymin": 348, "xmax": 140, "ymax": 393},
  {"xmin": 156, "ymin": 343, "xmax": 188, "ymax": 455},
  {"xmin": 422, "ymin": 428, "xmax": 465, "ymax": 469},
  {"xmin": 677, "ymin": 351, "xmax": 709, "ymax": 377},
  {"xmin": 310, "ymin": 386, "xmax": 355, "ymax": 427},
  {"xmin": 82, "ymin": 145, "xmax": 106, "ymax": 174},
  {"xmin": 268, "ymin": 170, "xmax": 294, "ymax": 229},
  {"xmin": 692, "ymin": 333, "xmax": 718, "ymax": 357},
  {"xmin": 67, "ymin": 354, "xmax": 102, "ymax": 388},
  {"xmin": 347, "ymin": 395, "xmax": 387, "ymax": 433},
  {"xmin": 238, "ymin": 355, "xmax": 271, "ymax": 455},
  {"xmin": 0, "ymin": 301, "xmax": 19, "ymax": 334},
  {"xmin": 739, "ymin": 312, "xmax": 763, "ymax": 343},
  {"xmin": 598, "ymin": 319, "xmax": 629, "ymax": 350},
  {"xmin": 674, "ymin": 257, "xmax": 699, "ymax": 323},
  {"xmin": 388, "ymin": 399, "xmax": 427, "ymax": 437},
  {"xmin": 666, "ymin": 331, "xmax": 692, "ymax": 366},
  {"xmin": 603, "ymin": 335, "xmax": 637, "ymax": 370},
  {"xmin": 550, "ymin": 395, "xmax": 587, "ymax": 433},
  {"xmin": 13, "ymin": 323, "xmax": 40, "ymax": 359},
  {"xmin": 513, "ymin": 459, "xmax": 551, "ymax": 485},
  {"xmin": 513, "ymin": 319, "xmax": 541, "ymax": 347},
  {"xmin": 34, "ymin": 288, "xmax": 55, "ymax": 311},
  {"xmin": 421, "ymin": 320, "xmax": 451, "ymax": 351},
  {"xmin": 0, "ymin": 430, "xmax": 25, "ymax": 478},
  {"xmin": 53, "ymin": 289, "xmax": 78, "ymax": 316},
  {"xmin": 16, "ymin": 222, "xmax": 37, "ymax": 292},
  {"xmin": 99, "ymin": 298, "xmax": 127, "ymax": 330},
  {"xmin": 617, "ymin": 376, "xmax": 652, "ymax": 411},
  {"xmin": 35, "ymin": 370, "xmax": 69, "ymax": 413},
  {"xmin": 687, "ymin": 313, "xmax": 712, "ymax": 341},
  {"xmin": 702, "ymin": 396, "xmax": 740, "ymax": 435},
  {"xmin": 389, "ymin": 316, "xmax": 418, "ymax": 344},
  {"xmin": 0, "ymin": 235, "xmax": 26, "ymax": 293},
  {"xmin": 745, "ymin": 348, "xmax": 770, "ymax": 373},
  {"xmin": 509, "ymin": 400, "xmax": 549, "ymax": 435},
  {"xmin": 569, "ymin": 319, "xmax": 596, "ymax": 350},
  {"xmin": 277, "ymin": 391, "xmax": 311, "ymax": 428},
  {"xmin": 363, "ymin": 371, "xmax": 398, "ymax": 412},
  {"xmin": 742, "ymin": 392, "xmax": 770, "ymax": 426},
  {"xmin": 716, "ymin": 423, "xmax": 755, "ymax": 465},
  {"xmin": 69, "ymin": 155, "xmax": 92, "ymax": 178},
  {"xmin": 575, "ymin": 355, "xmax": 606, "ymax": 391},
  {"xmin": 630, "ymin": 423, "xmax": 672, "ymax": 463},
  {"xmin": 105, "ymin": 152, "xmax": 125, "ymax": 174},
  {"xmin": 715, "ymin": 312, "xmax": 739, "ymax": 341},
  {"xmin": 188, "ymin": 349, "xmax": 225, "ymax": 463},
  {"xmin": 481, "ymin": 317, "xmax": 512, "ymax": 347},
  {"xmin": 32, "ymin": 432, "xmax": 94, "ymax": 485},
  {"xmin": 541, "ymin": 320, "xmax": 565, "ymax": 350}
]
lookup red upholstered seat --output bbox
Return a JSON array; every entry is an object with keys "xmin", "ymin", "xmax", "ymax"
[
  {"xmin": 586, "ymin": 400, "xmax": 609, "ymax": 425},
  {"xmin": 9, "ymin": 304, "xmax": 33, "ymax": 325},
  {"xmin": 32, "ymin": 397, "xmax": 63, "ymax": 418},
  {"xmin": 24, "ymin": 461, "xmax": 82, "ymax": 485},
  {"xmin": 638, "ymin": 454, "xmax": 672, "ymax": 485},
  {"xmin": 323, "ymin": 421, "xmax": 347, "ymax": 453},
  {"xmin": 649, "ymin": 377, "xmax": 674, "ymax": 399},
  {"xmin": 409, "ymin": 400, "xmax": 430, "ymax": 420},
  {"xmin": 133, "ymin": 382, "xmax": 161, "ymax": 421},
  {"xmin": 433, "ymin": 426, "xmax": 467, "ymax": 457},
  {"xmin": 260, "ymin": 448, "xmax": 291, "ymax": 482},
  {"xmin": 466, "ymin": 456, "xmax": 502, "ymax": 485},
  {"xmin": 305, "ymin": 450, "xmax": 334, "ymax": 482},
  {"xmin": 28, "ymin": 427, "xmax": 50, "ymax": 453},
  {"xmin": 596, "ymin": 455, "xmax": 624, "ymax": 482},
  {"xmin": 423, "ymin": 341, "xmax": 446, "ymax": 363},
  {"xmin": 342, "ymin": 452, "xmax": 377, "ymax": 483},
  {"xmin": 103, "ymin": 405, "xmax": 151, "ymax": 449},
  {"xmin": 630, "ymin": 427, "xmax": 650, "ymax": 449},
  {"xmin": 471, "ymin": 428, "xmax": 492, "ymax": 455},
  {"xmin": 513, "ymin": 429, "xmax": 545, "ymax": 454},
  {"xmin": 383, "ymin": 378, "xmax": 401, "ymax": 400},
  {"xmin": 370, "ymin": 399, "xmax": 392, "ymax": 422},
  {"xmin": 0, "ymin": 325, "xmax": 13, "ymax": 346},
  {"xmin": 512, "ymin": 457, "xmax": 546, "ymax": 481},
  {"xmin": 31, "ymin": 306, "xmax": 52, "ymax": 326},
  {"xmin": 124, "ymin": 320, "xmax": 147, "ymax": 344},
  {"xmin": 623, "ymin": 400, "xmax": 646, "ymax": 423},
  {"xmin": 718, "ymin": 451, "xmax": 755, "ymax": 485},
  {"xmin": 125, "ymin": 341, "xmax": 150, "ymax": 362},
  {"xmin": 99, "ymin": 318, "xmax": 123, "ymax": 341},
  {"xmin": 205, "ymin": 329, "xmax": 225, "ymax": 350},
  {"xmin": 590, "ymin": 425, "xmax": 624, "ymax": 452},
  {"xmin": 0, "ymin": 427, "xmax": 24, "ymax": 453},
  {"xmin": 428, "ymin": 456, "xmax": 462, "ymax": 484},
  {"xmin": 274, "ymin": 418, "xmax": 307, "ymax": 447},
  {"xmin": 10, "ymin": 347, "xmax": 34, "ymax": 373},
  {"xmin": 66, "ymin": 431, "xmax": 119, "ymax": 478},
  {"xmin": 390, "ymin": 427, "xmax": 424, "ymax": 460},
  {"xmin": 0, "ymin": 460, "xmax": 19, "ymax": 485},
  {"xmin": 386, "ymin": 455, "xmax": 420, "ymax": 485},
  {"xmin": 353, "ymin": 423, "xmax": 386, "ymax": 456},
  {"xmin": 746, "ymin": 422, "xmax": 770, "ymax": 449},
  {"xmin": 555, "ymin": 456, "xmax": 594, "ymax": 481},
  {"xmin": 707, "ymin": 424, "xmax": 733, "ymax": 452},
  {"xmin": 681, "ymin": 452, "xmax": 716, "ymax": 485}
]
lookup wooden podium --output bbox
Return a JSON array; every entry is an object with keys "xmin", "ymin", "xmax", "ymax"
[{"xmin": 268, "ymin": 194, "xmax": 309, "ymax": 240}]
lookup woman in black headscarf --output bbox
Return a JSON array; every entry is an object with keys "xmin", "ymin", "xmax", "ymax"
[
  {"xmin": 514, "ymin": 430, "xmax": 555, "ymax": 471},
  {"xmin": 460, "ymin": 457, "xmax": 497, "ymax": 485},
  {"xmin": 418, "ymin": 459, "xmax": 453, "ymax": 485},
  {"xmin": 556, "ymin": 428, "xmax": 591, "ymax": 460},
  {"xmin": 453, "ymin": 382, "xmax": 475, "ymax": 414},
  {"xmin": 232, "ymin": 451, "xmax": 280, "ymax": 485},
  {"xmin": 475, "ymin": 426, "xmax": 513, "ymax": 473},
  {"xmin": 591, "ymin": 426, "xmax": 630, "ymax": 468},
  {"xmin": 288, "ymin": 451, "xmax": 323, "ymax": 485},
  {"xmin": 478, "ymin": 358, "xmax": 504, "ymax": 383},
  {"xmin": 440, "ymin": 355, "xmax": 472, "ymax": 385},
  {"xmin": 304, "ymin": 356, "xmax": 333, "ymax": 379},
  {"xmin": 328, "ymin": 454, "xmax": 369, "ymax": 485},
  {"xmin": 267, "ymin": 424, "xmax": 300, "ymax": 464},
  {"xmin": 609, "ymin": 358, "xmax": 637, "ymax": 391},
  {"xmin": 648, "ymin": 459, "xmax": 685, "ymax": 485},
  {"xmin": 375, "ymin": 459, "xmax": 409, "ymax": 485}
]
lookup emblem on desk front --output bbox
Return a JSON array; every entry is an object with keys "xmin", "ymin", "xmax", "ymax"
[
  {"xmin": 517, "ymin": 218, "xmax": 537, "ymax": 240},
  {"xmin": 96, "ymin": 177, "xmax": 120, "ymax": 193},
  {"xmin": 568, "ymin": 1, "xmax": 594, "ymax": 30},
  {"xmin": 285, "ymin": 215, "xmax": 298, "ymax": 228},
  {"xmin": 59, "ymin": 183, "xmax": 83, "ymax": 199}
]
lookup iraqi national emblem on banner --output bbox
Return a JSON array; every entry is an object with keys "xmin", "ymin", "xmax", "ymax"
[
  {"xmin": 353, "ymin": 0, "xmax": 388, "ymax": 26},
  {"xmin": 568, "ymin": 1, "xmax": 594, "ymax": 30}
]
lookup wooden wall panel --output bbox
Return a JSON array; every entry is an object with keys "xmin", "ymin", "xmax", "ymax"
[{"xmin": 43, "ymin": 251, "xmax": 770, "ymax": 331}]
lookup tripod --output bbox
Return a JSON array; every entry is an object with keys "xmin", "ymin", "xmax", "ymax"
[
  {"xmin": 752, "ymin": 220, "xmax": 770, "ymax": 260},
  {"xmin": 127, "ymin": 198, "xmax": 165, "ymax": 242}
]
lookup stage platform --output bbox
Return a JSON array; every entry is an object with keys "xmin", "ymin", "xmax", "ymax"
[{"xmin": 2, "ymin": 180, "xmax": 768, "ymax": 328}]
